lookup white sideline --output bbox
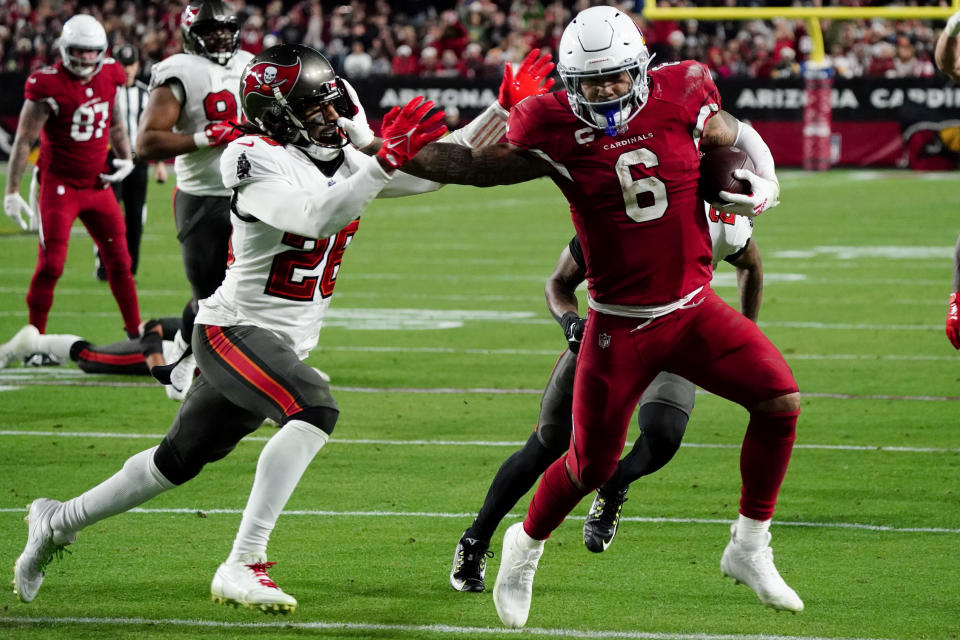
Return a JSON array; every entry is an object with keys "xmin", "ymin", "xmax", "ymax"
[
  {"xmin": 0, "ymin": 506, "xmax": 955, "ymax": 535},
  {"xmin": 0, "ymin": 616, "xmax": 901, "ymax": 640}
]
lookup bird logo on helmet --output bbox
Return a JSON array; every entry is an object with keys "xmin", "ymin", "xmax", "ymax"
[
  {"xmin": 557, "ymin": 6, "xmax": 653, "ymax": 138},
  {"xmin": 180, "ymin": 0, "xmax": 240, "ymax": 66},
  {"xmin": 240, "ymin": 44, "xmax": 356, "ymax": 149}
]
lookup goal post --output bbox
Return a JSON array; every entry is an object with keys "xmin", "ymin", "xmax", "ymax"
[{"xmin": 641, "ymin": 2, "xmax": 960, "ymax": 169}]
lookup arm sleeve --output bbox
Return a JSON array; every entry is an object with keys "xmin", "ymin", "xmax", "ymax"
[{"xmin": 222, "ymin": 141, "xmax": 393, "ymax": 238}]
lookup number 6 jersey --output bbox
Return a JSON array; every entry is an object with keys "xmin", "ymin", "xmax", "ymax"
[
  {"xmin": 24, "ymin": 58, "xmax": 126, "ymax": 189},
  {"xmin": 506, "ymin": 60, "xmax": 721, "ymax": 308}
]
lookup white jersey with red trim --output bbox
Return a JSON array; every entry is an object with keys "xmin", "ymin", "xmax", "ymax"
[
  {"xmin": 198, "ymin": 134, "xmax": 450, "ymax": 358},
  {"xmin": 149, "ymin": 50, "xmax": 253, "ymax": 196},
  {"xmin": 707, "ymin": 204, "xmax": 753, "ymax": 267}
]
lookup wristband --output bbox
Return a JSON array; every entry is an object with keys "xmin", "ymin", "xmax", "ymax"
[{"xmin": 193, "ymin": 131, "xmax": 210, "ymax": 148}]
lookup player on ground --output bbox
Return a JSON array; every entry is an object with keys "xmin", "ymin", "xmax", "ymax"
[
  {"xmin": 450, "ymin": 207, "xmax": 761, "ymax": 592},
  {"xmin": 12, "ymin": 43, "xmax": 551, "ymax": 613},
  {"xmin": 135, "ymin": 0, "xmax": 253, "ymax": 396},
  {"xmin": 4, "ymin": 14, "xmax": 140, "ymax": 339},
  {"xmin": 933, "ymin": 12, "xmax": 960, "ymax": 349},
  {"xmin": 0, "ymin": 319, "xmax": 179, "ymax": 373},
  {"xmin": 402, "ymin": 6, "xmax": 802, "ymax": 625}
]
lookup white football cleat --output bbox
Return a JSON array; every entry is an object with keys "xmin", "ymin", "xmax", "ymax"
[
  {"xmin": 211, "ymin": 553, "xmax": 297, "ymax": 614},
  {"xmin": 492, "ymin": 522, "xmax": 544, "ymax": 628},
  {"xmin": 13, "ymin": 498, "xmax": 76, "ymax": 603},
  {"xmin": 0, "ymin": 325, "xmax": 39, "ymax": 369},
  {"xmin": 721, "ymin": 524, "xmax": 804, "ymax": 612}
]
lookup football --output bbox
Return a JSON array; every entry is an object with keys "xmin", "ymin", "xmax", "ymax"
[{"xmin": 699, "ymin": 146, "xmax": 756, "ymax": 205}]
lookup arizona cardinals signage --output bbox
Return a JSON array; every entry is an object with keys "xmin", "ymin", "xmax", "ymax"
[{"xmin": 242, "ymin": 61, "xmax": 301, "ymax": 99}]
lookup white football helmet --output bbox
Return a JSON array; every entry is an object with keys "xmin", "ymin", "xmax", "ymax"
[
  {"xmin": 557, "ymin": 6, "xmax": 652, "ymax": 136},
  {"xmin": 59, "ymin": 15, "xmax": 107, "ymax": 78}
]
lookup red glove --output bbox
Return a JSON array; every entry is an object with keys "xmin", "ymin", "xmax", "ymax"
[
  {"xmin": 203, "ymin": 120, "xmax": 244, "ymax": 147},
  {"xmin": 376, "ymin": 97, "xmax": 447, "ymax": 170},
  {"xmin": 499, "ymin": 48, "xmax": 555, "ymax": 110},
  {"xmin": 947, "ymin": 292, "xmax": 960, "ymax": 349}
]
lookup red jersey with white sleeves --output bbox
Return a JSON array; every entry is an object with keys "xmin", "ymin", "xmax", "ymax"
[
  {"xmin": 506, "ymin": 60, "xmax": 721, "ymax": 307},
  {"xmin": 24, "ymin": 59, "xmax": 126, "ymax": 189}
]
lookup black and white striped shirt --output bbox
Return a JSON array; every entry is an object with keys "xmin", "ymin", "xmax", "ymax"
[{"xmin": 117, "ymin": 78, "xmax": 149, "ymax": 151}]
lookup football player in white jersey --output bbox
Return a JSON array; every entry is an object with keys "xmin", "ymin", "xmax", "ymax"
[
  {"xmin": 451, "ymin": 206, "xmax": 762, "ymax": 592},
  {"xmin": 136, "ymin": 0, "xmax": 254, "ymax": 395},
  {"xmin": 12, "ymin": 43, "xmax": 555, "ymax": 613}
]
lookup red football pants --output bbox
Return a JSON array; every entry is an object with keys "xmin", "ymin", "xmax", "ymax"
[
  {"xmin": 28, "ymin": 176, "xmax": 140, "ymax": 336},
  {"xmin": 525, "ymin": 287, "xmax": 799, "ymax": 539}
]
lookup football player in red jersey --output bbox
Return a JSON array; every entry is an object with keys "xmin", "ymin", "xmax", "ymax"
[
  {"xmin": 933, "ymin": 14, "xmax": 960, "ymax": 348},
  {"xmin": 402, "ymin": 6, "xmax": 802, "ymax": 625},
  {"xmin": 4, "ymin": 14, "xmax": 140, "ymax": 339}
]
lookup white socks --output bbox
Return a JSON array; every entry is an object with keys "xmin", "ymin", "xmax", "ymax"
[
  {"xmin": 33, "ymin": 333, "xmax": 83, "ymax": 362},
  {"xmin": 735, "ymin": 514, "xmax": 772, "ymax": 548},
  {"xmin": 51, "ymin": 446, "xmax": 174, "ymax": 535},
  {"xmin": 227, "ymin": 420, "xmax": 329, "ymax": 563}
]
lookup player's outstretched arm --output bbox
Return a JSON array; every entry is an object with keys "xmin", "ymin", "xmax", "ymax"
[
  {"xmin": 935, "ymin": 12, "xmax": 960, "ymax": 85},
  {"xmin": 729, "ymin": 238, "xmax": 763, "ymax": 322},
  {"xmin": 400, "ymin": 142, "xmax": 552, "ymax": 187},
  {"xmin": 136, "ymin": 85, "xmax": 197, "ymax": 160}
]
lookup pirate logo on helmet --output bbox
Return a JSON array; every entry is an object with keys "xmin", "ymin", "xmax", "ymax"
[
  {"xmin": 181, "ymin": 5, "xmax": 200, "ymax": 27},
  {"xmin": 242, "ymin": 60, "xmax": 301, "ymax": 99}
]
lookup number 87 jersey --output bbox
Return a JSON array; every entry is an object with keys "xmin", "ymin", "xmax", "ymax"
[
  {"xmin": 25, "ymin": 58, "xmax": 126, "ymax": 189},
  {"xmin": 506, "ymin": 60, "xmax": 721, "ymax": 308}
]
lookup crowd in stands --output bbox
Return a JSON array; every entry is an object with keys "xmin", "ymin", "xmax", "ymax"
[{"xmin": 0, "ymin": 0, "xmax": 948, "ymax": 81}]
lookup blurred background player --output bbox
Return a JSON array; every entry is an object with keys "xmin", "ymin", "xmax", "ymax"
[
  {"xmin": 4, "ymin": 14, "xmax": 140, "ymax": 340},
  {"xmin": 95, "ymin": 43, "xmax": 161, "ymax": 281},
  {"xmin": 135, "ymin": 0, "xmax": 252, "ymax": 394},
  {"xmin": 451, "ymin": 206, "xmax": 761, "ymax": 592},
  {"xmin": 401, "ymin": 5, "xmax": 801, "ymax": 625},
  {"xmin": 934, "ymin": 10, "xmax": 960, "ymax": 349}
]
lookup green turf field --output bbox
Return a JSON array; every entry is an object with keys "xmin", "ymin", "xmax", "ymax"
[{"xmin": 0, "ymin": 170, "xmax": 958, "ymax": 640}]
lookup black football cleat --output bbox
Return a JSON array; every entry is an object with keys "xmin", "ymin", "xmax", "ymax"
[
  {"xmin": 583, "ymin": 485, "xmax": 629, "ymax": 553},
  {"xmin": 450, "ymin": 532, "xmax": 493, "ymax": 592}
]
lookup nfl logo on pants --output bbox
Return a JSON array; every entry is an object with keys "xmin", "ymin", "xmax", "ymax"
[{"xmin": 598, "ymin": 333, "xmax": 611, "ymax": 349}]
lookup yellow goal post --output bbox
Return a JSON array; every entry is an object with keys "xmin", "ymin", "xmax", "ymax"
[{"xmin": 641, "ymin": 2, "xmax": 960, "ymax": 64}]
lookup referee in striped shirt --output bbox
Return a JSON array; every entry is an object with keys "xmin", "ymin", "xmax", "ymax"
[{"xmin": 97, "ymin": 44, "xmax": 162, "ymax": 280}]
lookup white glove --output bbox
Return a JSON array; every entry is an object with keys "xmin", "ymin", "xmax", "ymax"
[
  {"xmin": 717, "ymin": 169, "xmax": 781, "ymax": 218},
  {"xmin": 947, "ymin": 10, "xmax": 960, "ymax": 37},
  {"xmin": 4, "ymin": 192, "xmax": 34, "ymax": 231},
  {"xmin": 99, "ymin": 158, "xmax": 135, "ymax": 184},
  {"xmin": 336, "ymin": 79, "xmax": 375, "ymax": 149}
]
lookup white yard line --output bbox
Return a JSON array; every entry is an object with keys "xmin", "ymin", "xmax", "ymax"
[
  {"xmin": 0, "ymin": 430, "xmax": 957, "ymax": 454},
  {"xmin": 0, "ymin": 616, "xmax": 900, "ymax": 640},
  {"xmin": 0, "ymin": 506, "xmax": 954, "ymax": 535}
]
